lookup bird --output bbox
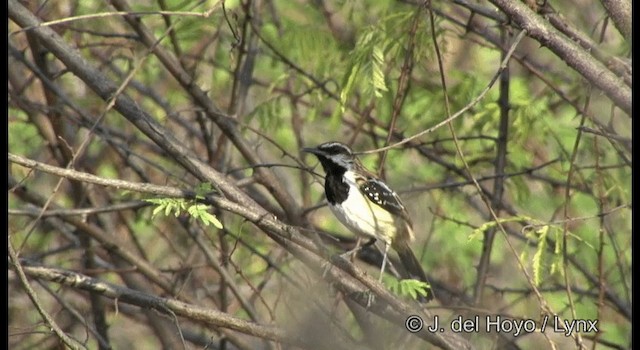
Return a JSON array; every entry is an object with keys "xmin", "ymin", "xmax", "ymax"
[{"xmin": 303, "ymin": 141, "xmax": 433, "ymax": 302}]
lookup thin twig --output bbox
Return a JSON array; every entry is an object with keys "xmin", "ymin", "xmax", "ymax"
[
  {"xmin": 358, "ymin": 29, "xmax": 528, "ymax": 155},
  {"xmin": 8, "ymin": 239, "xmax": 86, "ymax": 350}
]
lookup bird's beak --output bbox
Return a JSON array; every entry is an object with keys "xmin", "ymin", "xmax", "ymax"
[{"xmin": 301, "ymin": 147, "xmax": 323, "ymax": 156}]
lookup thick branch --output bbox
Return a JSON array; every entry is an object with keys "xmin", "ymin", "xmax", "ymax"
[
  {"xmin": 488, "ymin": 0, "xmax": 631, "ymax": 115},
  {"xmin": 8, "ymin": 0, "xmax": 262, "ymax": 213},
  {"xmin": 106, "ymin": 0, "xmax": 303, "ymax": 222},
  {"xmin": 9, "ymin": 152, "xmax": 474, "ymax": 350},
  {"xmin": 13, "ymin": 263, "xmax": 310, "ymax": 348},
  {"xmin": 599, "ymin": 0, "xmax": 631, "ymax": 40}
]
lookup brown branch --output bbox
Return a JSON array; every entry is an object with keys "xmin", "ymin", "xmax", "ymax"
[
  {"xmin": 105, "ymin": 0, "xmax": 303, "ymax": 222},
  {"xmin": 8, "ymin": 201, "xmax": 149, "ymax": 217},
  {"xmin": 473, "ymin": 28, "xmax": 511, "ymax": 305},
  {"xmin": 488, "ymin": 0, "xmax": 631, "ymax": 115},
  {"xmin": 378, "ymin": 2, "xmax": 423, "ymax": 174},
  {"xmin": 14, "ymin": 262, "xmax": 312, "ymax": 348},
  {"xmin": 8, "ymin": 0, "xmax": 264, "ymax": 214},
  {"xmin": 599, "ymin": 0, "xmax": 631, "ymax": 40},
  {"xmin": 9, "ymin": 174, "xmax": 175, "ymax": 294},
  {"xmin": 560, "ymin": 105, "xmax": 589, "ymax": 349},
  {"xmin": 8, "ymin": 240, "xmax": 85, "ymax": 350},
  {"xmin": 8, "ymin": 153, "xmax": 474, "ymax": 350}
]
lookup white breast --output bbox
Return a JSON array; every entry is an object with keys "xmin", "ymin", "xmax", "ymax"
[{"xmin": 328, "ymin": 170, "xmax": 396, "ymax": 245}]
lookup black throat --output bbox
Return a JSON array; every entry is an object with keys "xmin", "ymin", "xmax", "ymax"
[{"xmin": 318, "ymin": 158, "xmax": 350, "ymax": 205}]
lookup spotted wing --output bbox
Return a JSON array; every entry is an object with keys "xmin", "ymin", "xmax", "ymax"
[{"xmin": 357, "ymin": 176, "xmax": 413, "ymax": 227}]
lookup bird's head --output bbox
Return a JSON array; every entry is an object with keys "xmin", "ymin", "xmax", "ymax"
[{"xmin": 302, "ymin": 141, "xmax": 356, "ymax": 173}]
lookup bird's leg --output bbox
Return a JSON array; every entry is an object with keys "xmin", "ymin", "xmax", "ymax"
[
  {"xmin": 340, "ymin": 236, "xmax": 362, "ymax": 262},
  {"xmin": 367, "ymin": 241, "xmax": 391, "ymax": 307},
  {"xmin": 324, "ymin": 238, "xmax": 375, "ymax": 279},
  {"xmin": 340, "ymin": 237, "xmax": 376, "ymax": 262},
  {"xmin": 323, "ymin": 237, "xmax": 359, "ymax": 277},
  {"xmin": 379, "ymin": 241, "xmax": 390, "ymax": 283}
]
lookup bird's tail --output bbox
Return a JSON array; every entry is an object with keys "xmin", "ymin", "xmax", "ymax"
[{"xmin": 394, "ymin": 241, "xmax": 434, "ymax": 302}]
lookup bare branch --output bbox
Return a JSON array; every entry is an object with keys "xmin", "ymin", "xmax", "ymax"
[{"xmin": 488, "ymin": 0, "xmax": 631, "ymax": 115}]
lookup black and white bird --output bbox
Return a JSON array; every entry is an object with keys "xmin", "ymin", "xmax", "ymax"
[{"xmin": 303, "ymin": 141, "xmax": 432, "ymax": 302}]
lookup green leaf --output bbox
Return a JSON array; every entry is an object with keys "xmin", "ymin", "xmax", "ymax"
[
  {"xmin": 143, "ymin": 197, "xmax": 223, "ymax": 229},
  {"xmin": 194, "ymin": 182, "xmax": 214, "ymax": 200},
  {"xmin": 370, "ymin": 44, "xmax": 388, "ymax": 97},
  {"xmin": 468, "ymin": 216, "xmax": 534, "ymax": 242},
  {"xmin": 531, "ymin": 225, "xmax": 549, "ymax": 286},
  {"xmin": 151, "ymin": 204, "xmax": 164, "ymax": 218},
  {"xmin": 340, "ymin": 64, "xmax": 361, "ymax": 113},
  {"xmin": 202, "ymin": 211, "xmax": 224, "ymax": 229},
  {"xmin": 388, "ymin": 278, "xmax": 430, "ymax": 301}
]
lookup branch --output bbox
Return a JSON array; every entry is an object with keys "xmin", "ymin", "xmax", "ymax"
[
  {"xmin": 12, "ymin": 262, "xmax": 311, "ymax": 348},
  {"xmin": 599, "ymin": 0, "xmax": 631, "ymax": 40},
  {"xmin": 106, "ymin": 0, "xmax": 303, "ymax": 222},
  {"xmin": 9, "ymin": 152, "xmax": 474, "ymax": 350},
  {"xmin": 488, "ymin": 0, "xmax": 631, "ymax": 115},
  {"xmin": 8, "ymin": 240, "xmax": 86, "ymax": 349},
  {"xmin": 7, "ymin": 0, "xmax": 263, "ymax": 213}
]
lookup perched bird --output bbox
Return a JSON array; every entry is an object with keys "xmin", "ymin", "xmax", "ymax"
[{"xmin": 303, "ymin": 141, "xmax": 432, "ymax": 302}]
